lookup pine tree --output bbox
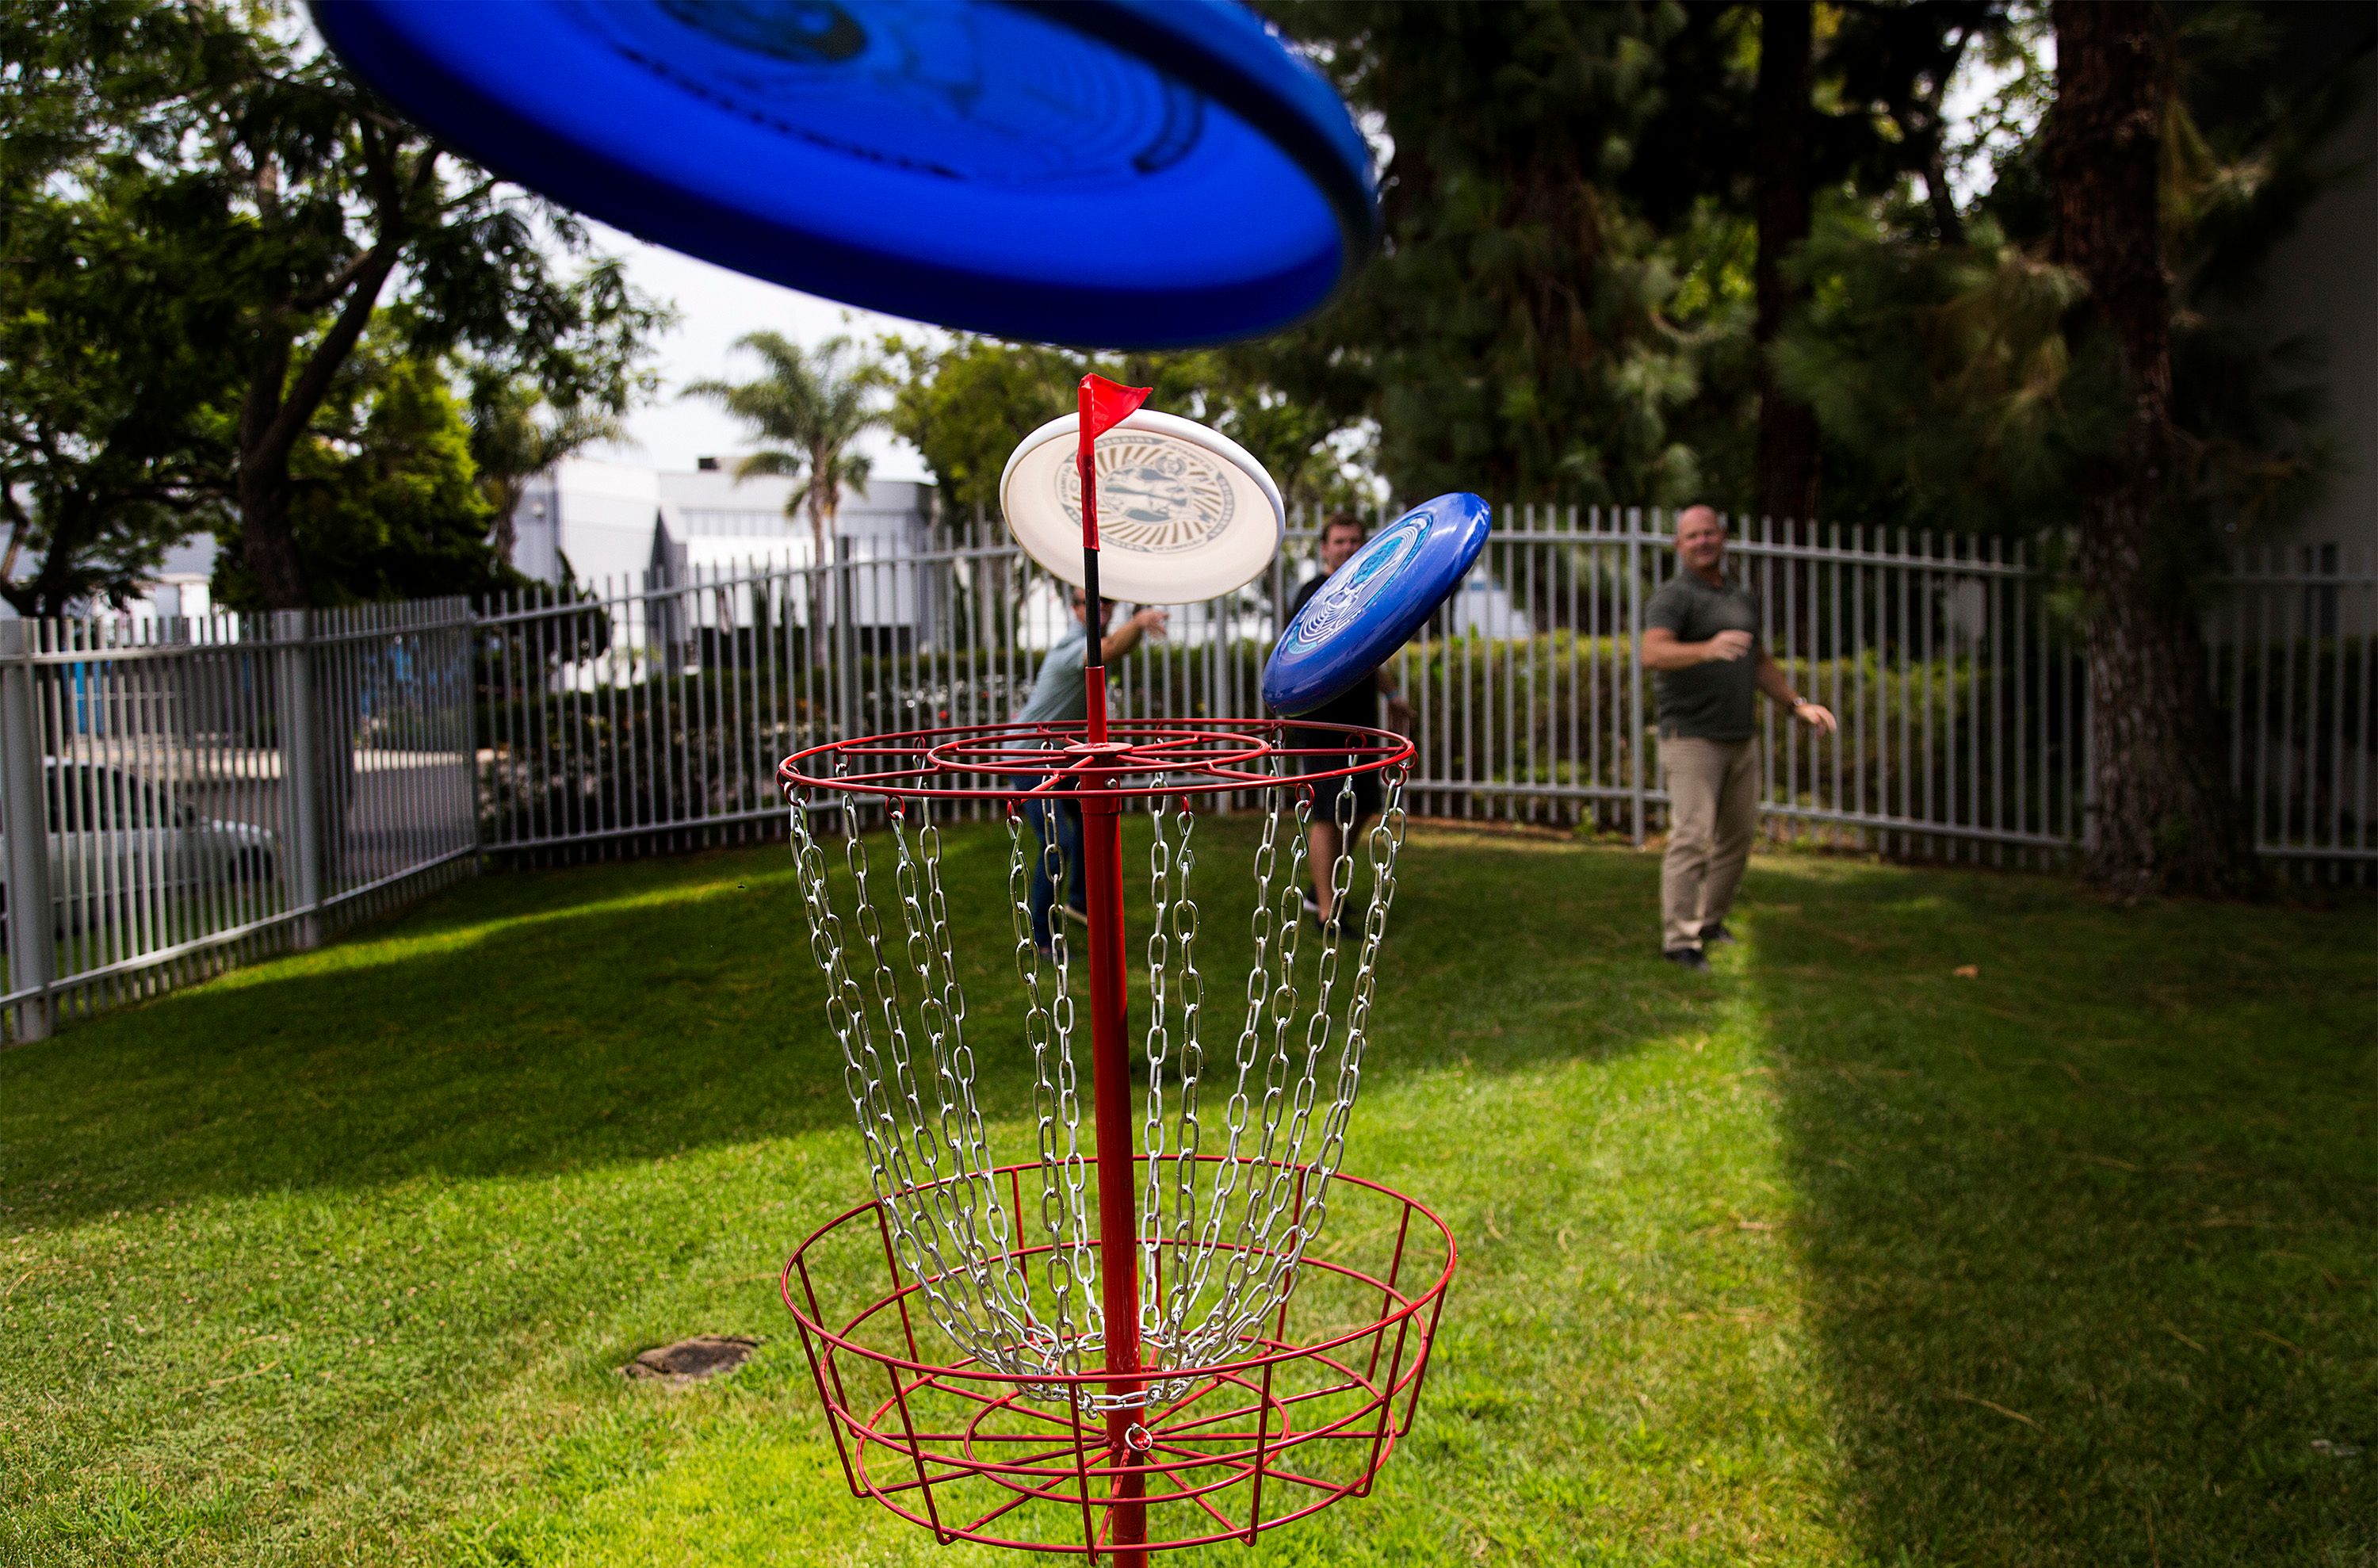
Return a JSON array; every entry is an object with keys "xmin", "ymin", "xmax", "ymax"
[
  {"xmin": 1264, "ymin": 1, "xmax": 1704, "ymax": 506},
  {"xmin": 2049, "ymin": 1, "xmax": 2256, "ymax": 895}
]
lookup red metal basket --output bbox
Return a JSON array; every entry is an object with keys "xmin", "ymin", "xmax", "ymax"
[{"xmin": 781, "ymin": 1157, "xmax": 1455, "ymax": 1558}]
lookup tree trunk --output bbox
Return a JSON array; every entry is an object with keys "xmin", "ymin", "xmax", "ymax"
[
  {"xmin": 1753, "ymin": 0, "xmax": 1819, "ymax": 532},
  {"xmin": 235, "ymin": 334, "xmax": 310, "ymax": 610},
  {"xmin": 231, "ymin": 228, "xmax": 406, "ymax": 613},
  {"xmin": 808, "ymin": 507, "xmax": 830, "ymax": 670},
  {"xmin": 488, "ymin": 477, "xmax": 523, "ymax": 569},
  {"xmin": 2049, "ymin": 1, "xmax": 2258, "ymax": 898}
]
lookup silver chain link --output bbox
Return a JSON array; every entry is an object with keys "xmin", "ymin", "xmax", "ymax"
[{"xmin": 782, "ymin": 748, "xmax": 1409, "ymax": 1409}]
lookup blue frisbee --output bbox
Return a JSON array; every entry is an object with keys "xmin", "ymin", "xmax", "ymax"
[
  {"xmin": 1264, "ymin": 493, "xmax": 1492, "ymax": 717},
  {"xmin": 312, "ymin": 0, "xmax": 1377, "ymax": 348}
]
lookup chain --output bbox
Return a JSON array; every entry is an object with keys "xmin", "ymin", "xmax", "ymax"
[
  {"xmin": 1139, "ymin": 795, "xmax": 1174, "ymax": 1307},
  {"xmin": 1232, "ymin": 787, "xmax": 1314, "ymax": 1302},
  {"xmin": 1011, "ymin": 782, "xmax": 1092, "ymax": 1383},
  {"xmin": 781, "ymin": 744, "xmax": 1412, "ymax": 1409},
  {"xmin": 907, "ymin": 799, "xmax": 1036, "ymax": 1344},
  {"xmin": 1240, "ymin": 767, "xmax": 1390, "ymax": 1329},
  {"xmin": 1152, "ymin": 797, "xmax": 1208, "ymax": 1356}
]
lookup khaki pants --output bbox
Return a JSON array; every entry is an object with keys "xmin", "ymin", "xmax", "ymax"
[{"xmin": 1659, "ymin": 736, "xmax": 1757, "ymax": 952}]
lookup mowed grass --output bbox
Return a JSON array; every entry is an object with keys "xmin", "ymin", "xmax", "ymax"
[{"xmin": 0, "ymin": 821, "xmax": 2371, "ymax": 1567}]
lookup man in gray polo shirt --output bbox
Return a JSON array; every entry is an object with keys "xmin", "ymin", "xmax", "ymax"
[{"xmin": 1639, "ymin": 505, "xmax": 1835, "ymax": 970}]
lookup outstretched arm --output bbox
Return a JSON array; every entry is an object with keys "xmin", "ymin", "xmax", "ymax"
[
  {"xmin": 1642, "ymin": 626, "xmax": 1753, "ymax": 670},
  {"xmin": 1101, "ymin": 606, "xmax": 1168, "ymax": 660},
  {"xmin": 1757, "ymin": 651, "xmax": 1837, "ymax": 734}
]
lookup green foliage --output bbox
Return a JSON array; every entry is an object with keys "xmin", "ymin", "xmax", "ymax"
[
  {"xmin": 1771, "ymin": 207, "xmax": 2123, "ymax": 534},
  {"xmin": 685, "ymin": 333, "xmax": 889, "ymax": 545},
  {"xmin": 1138, "ymin": 348, "xmax": 1383, "ymax": 516},
  {"xmin": 0, "ymin": 0, "xmax": 250, "ymax": 614},
  {"xmin": 213, "ymin": 346, "xmax": 508, "ymax": 609},
  {"xmin": 881, "ymin": 336, "xmax": 1083, "ymax": 522},
  {"xmin": 881, "ymin": 336, "xmax": 1378, "ymax": 522},
  {"xmin": 0, "ymin": 0, "xmax": 669, "ymax": 613},
  {"xmin": 1774, "ymin": 2, "xmax": 2361, "ymax": 548},
  {"xmin": 466, "ymin": 365, "xmax": 627, "ymax": 567},
  {"xmin": 1264, "ymin": 1, "xmax": 1707, "ymax": 507}
]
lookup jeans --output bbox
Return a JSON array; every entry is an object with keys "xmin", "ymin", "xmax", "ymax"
[{"xmin": 1026, "ymin": 796, "xmax": 1084, "ymax": 949}]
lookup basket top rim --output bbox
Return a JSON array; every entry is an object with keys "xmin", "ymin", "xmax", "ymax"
[{"xmin": 778, "ymin": 717, "xmax": 1413, "ymax": 802}]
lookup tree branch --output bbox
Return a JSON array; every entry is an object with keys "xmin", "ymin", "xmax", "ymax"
[
  {"xmin": 0, "ymin": 487, "xmax": 29, "ymax": 585},
  {"xmin": 248, "ymin": 242, "xmax": 402, "ymax": 476},
  {"xmin": 289, "ymin": 244, "xmax": 387, "ymax": 314},
  {"xmin": 247, "ymin": 144, "xmax": 438, "ymax": 476}
]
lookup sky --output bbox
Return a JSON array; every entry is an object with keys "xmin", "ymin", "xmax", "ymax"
[{"xmin": 585, "ymin": 221, "xmax": 939, "ymax": 483}]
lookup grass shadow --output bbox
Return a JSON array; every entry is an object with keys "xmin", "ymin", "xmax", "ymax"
[
  {"xmin": 1745, "ymin": 859, "xmax": 2376, "ymax": 1564},
  {"xmin": 0, "ymin": 819, "xmax": 1690, "ymax": 1233}
]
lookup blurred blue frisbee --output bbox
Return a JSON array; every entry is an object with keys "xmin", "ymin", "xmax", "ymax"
[
  {"xmin": 1264, "ymin": 493, "xmax": 1492, "ymax": 717},
  {"xmin": 312, "ymin": 0, "xmax": 1377, "ymax": 347}
]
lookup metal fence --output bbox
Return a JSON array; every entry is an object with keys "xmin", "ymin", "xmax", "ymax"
[
  {"xmin": 0, "ymin": 601, "xmax": 476, "ymax": 1041},
  {"xmin": 474, "ymin": 513, "xmax": 2376, "ymax": 874},
  {"xmin": 6, "ymin": 513, "xmax": 2368, "ymax": 1039}
]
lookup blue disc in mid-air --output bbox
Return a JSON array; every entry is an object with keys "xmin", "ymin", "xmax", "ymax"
[
  {"xmin": 312, "ymin": 0, "xmax": 1377, "ymax": 347},
  {"xmin": 1264, "ymin": 493, "xmax": 1492, "ymax": 717}
]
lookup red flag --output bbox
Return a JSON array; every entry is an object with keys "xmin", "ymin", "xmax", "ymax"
[
  {"xmin": 1076, "ymin": 374, "xmax": 1151, "ymax": 549},
  {"xmin": 1079, "ymin": 373, "xmax": 1151, "ymax": 442}
]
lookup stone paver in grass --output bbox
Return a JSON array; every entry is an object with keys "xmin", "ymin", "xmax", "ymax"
[{"xmin": 621, "ymin": 1337, "xmax": 761, "ymax": 1384}]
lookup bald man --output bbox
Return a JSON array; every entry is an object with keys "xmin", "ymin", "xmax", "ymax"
[{"xmin": 1638, "ymin": 505, "xmax": 1835, "ymax": 970}]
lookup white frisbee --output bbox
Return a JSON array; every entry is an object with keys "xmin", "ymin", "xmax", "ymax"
[{"xmin": 999, "ymin": 408, "xmax": 1285, "ymax": 602}]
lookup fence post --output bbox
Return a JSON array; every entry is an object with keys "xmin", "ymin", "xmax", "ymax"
[
  {"xmin": 2079, "ymin": 651, "xmax": 2099, "ymax": 859},
  {"xmin": 835, "ymin": 537, "xmax": 861, "ymax": 740},
  {"xmin": 1627, "ymin": 508, "xmax": 1646, "ymax": 847},
  {"xmin": 0, "ymin": 620, "xmax": 55, "ymax": 1042},
  {"xmin": 273, "ymin": 610, "xmax": 323, "ymax": 950}
]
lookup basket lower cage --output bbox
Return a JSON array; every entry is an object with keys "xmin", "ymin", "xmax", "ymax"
[{"xmin": 783, "ymin": 1157, "xmax": 1454, "ymax": 1556}]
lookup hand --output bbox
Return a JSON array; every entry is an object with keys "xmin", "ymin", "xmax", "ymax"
[
  {"xmin": 1133, "ymin": 606, "xmax": 1169, "ymax": 640},
  {"xmin": 1792, "ymin": 699, "xmax": 1837, "ymax": 735},
  {"xmin": 1703, "ymin": 629, "xmax": 1753, "ymax": 663}
]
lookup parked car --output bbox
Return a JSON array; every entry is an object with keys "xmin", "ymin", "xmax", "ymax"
[{"xmin": 0, "ymin": 759, "xmax": 277, "ymax": 939}]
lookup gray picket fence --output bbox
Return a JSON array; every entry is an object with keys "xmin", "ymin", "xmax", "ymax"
[
  {"xmin": 3, "ymin": 513, "xmax": 2369, "ymax": 1040},
  {"xmin": 0, "ymin": 602, "xmax": 476, "ymax": 1040}
]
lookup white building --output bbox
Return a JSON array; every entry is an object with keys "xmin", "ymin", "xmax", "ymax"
[
  {"xmin": 511, "ymin": 456, "xmax": 935, "ymax": 590},
  {"xmin": 510, "ymin": 456, "xmax": 944, "ymax": 656}
]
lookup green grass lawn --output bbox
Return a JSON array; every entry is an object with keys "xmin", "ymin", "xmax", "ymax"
[{"xmin": 2, "ymin": 823, "xmax": 2371, "ymax": 1566}]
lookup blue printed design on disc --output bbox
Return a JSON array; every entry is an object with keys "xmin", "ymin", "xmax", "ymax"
[
  {"xmin": 312, "ymin": 0, "xmax": 1378, "ymax": 348},
  {"xmin": 1264, "ymin": 493, "xmax": 1492, "ymax": 717}
]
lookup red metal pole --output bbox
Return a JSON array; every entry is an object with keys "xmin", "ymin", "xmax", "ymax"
[
  {"xmin": 1080, "ymin": 753, "xmax": 1145, "ymax": 1563},
  {"xmin": 1077, "ymin": 398, "xmax": 1147, "ymax": 1563}
]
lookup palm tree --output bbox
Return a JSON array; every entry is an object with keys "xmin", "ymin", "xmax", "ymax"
[
  {"xmin": 466, "ymin": 369, "xmax": 625, "ymax": 572},
  {"xmin": 685, "ymin": 332, "xmax": 889, "ymax": 664}
]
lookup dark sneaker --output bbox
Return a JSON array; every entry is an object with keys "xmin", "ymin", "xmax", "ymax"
[
  {"xmin": 1700, "ymin": 922, "xmax": 1738, "ymax": 947},
  {"xmin": 1662, "ymin": 946, "xmax": 1709, "ymax": 972}
]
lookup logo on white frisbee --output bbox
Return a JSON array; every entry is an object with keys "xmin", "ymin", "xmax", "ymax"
[
  {"xmin": 1057, "ymin": 436, "xmax": 1237, "ymax": 555},
  {"xmin": 1000, "ymin": 407, "xmax": 1285, "ymax": 602}
]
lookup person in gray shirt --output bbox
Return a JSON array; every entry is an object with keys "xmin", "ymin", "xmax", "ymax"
[
  {"xmin": 1638, "ymin": 505, "xmax": 1835, "ymax": 970},
  {"xmin": 1015, "ymin": 587, "xmax": 1168, "ymax": 953}
]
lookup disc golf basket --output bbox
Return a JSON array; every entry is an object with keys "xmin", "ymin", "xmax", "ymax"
[{"xmin": 776, "ymin": 718, "xmax": 1455, "ymax": 1562}]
